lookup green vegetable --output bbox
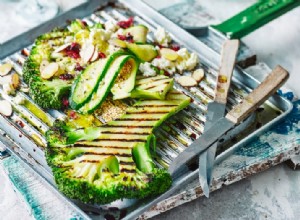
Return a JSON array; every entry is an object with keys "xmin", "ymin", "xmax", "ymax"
[
  {"xmin": 131, "ymin": 75, "xmax": 174, "ymax": 100},
  {"xmin": 45, "ymin": 89, "xmax": 190, "ymax": 204},
  {"xmin": 123, "ymin": 25, "xmax": 148, "ymax": 43},
  {"xmin": 69, "ymin": 19, "xmax": 88, "ymax": 33},
  {"xmin": 127, "ymin": 43, "xmax": 157, "ymax": 62},
  {"xmin": 79, "ymin": 54, "xmax": 139, "ymax": 114}
]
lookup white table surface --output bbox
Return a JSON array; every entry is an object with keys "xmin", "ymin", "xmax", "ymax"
[{"xmin": 1, "ymin": 0, "xmax": 300, "ymax": 219}]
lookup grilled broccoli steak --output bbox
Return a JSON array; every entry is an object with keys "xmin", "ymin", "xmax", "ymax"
[{"xmin": 46, "ymin": 90, "xmax": 191, "ymax": 204}]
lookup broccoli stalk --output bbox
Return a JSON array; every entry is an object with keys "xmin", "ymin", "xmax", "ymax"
[
  {"xmin": 45, "ymin": 121, "xmax": 172, "ymax": 204},
  {"xmin": 29, "ymin": 79, "xmax": 72, "ymax": 109}
]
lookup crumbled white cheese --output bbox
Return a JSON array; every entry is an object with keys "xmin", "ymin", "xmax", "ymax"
[
  {"xmin": 107, "ymin": 44, "xmax": 120, "ymax": 55},
  {"xmin": 14, "ymin": 94, "xmax": 25, "ymax": 105},
  {"xmin": 151, "ymin": 57, "xmax": 176, "ymax": 74},
  {"xmin": 139, "ymin": 62, "xmax": 156, "ymax": 77},
  {"xmin": 154, "ymin": 26, "xmax": 171, "ymax": 47},
  {"xmin": 175, "ymin": 48, "xmax": 199, "ymax": 72},
  {"xmin": 3, "ymin": 83, "xmax": 15, "ymax": 95},
  {"xmin": 105, "ymin": 20, "xmax": 118, "ymax": 33},
  {"xmin": 89, "ymin": 29, "xmax": 109, "ymax": 43},
  {"xmin": 64, "ymin": 36, "xmax": 73, "ymax": 43},
  {"xmin": 111, "ymin": 28, "xmax": 125, "ymax": 39},
  {"xmin": 186, "ymin": 53, "xmax": 199, "ymax": 70},
  {"xmin": 177, "ymin": 48, "xmax": 189, "ymax": 59}
]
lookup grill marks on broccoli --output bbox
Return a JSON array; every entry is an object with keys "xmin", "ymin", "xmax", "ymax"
[{"xmin": 46, "ymin": 90, "xmax": 190, "ymax": 204}]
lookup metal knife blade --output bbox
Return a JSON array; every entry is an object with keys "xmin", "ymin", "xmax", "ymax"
[
  {"xmin": 169, "ymin": 65, "xmax": 289, "ymax": 178},
  {"xmin": 199, "ymin": 39, "xmax": 239, "ymax": 197}
]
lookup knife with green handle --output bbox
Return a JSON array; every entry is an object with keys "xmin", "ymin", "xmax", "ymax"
[
  {"xmin": 199, "ymin": 39, "xmax": 239, "ymax": 197},
  {"xmin": 169, "ymin": 65, "xmax": 289, "ymax": 177}
]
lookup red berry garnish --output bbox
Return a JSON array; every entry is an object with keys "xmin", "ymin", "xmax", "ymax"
[
  {"xmin": 118, "ymin": 34, "xmax": 126, "ymax": 41},
  {"xmin": 164, "ymin": 70, "xmax": 170, "ymax": 76},
  {"xmin": 59, "ymin": 74, "xmax": 74, "ymax": 80},
  {"xmin": 117, "ymin": 17, "xmax": 134, "ymax": 29},
  {"xmin": 81, "ymin": 20, "xmax": 88, "ymax": 27},
  {"xmin": 65, "ymin": 43, "xmax": 81, "ymax": 59},
  {"xmin": 75, "ymin": 63, "xmax": 84, "ymax": 71},
  {"xmin": 98, "ymin": 52, "xmax": 106, "ymax": 59},
  {"xmin": 171, "ymin": 44, "xmax": 180, "ymax": 51},
  {"xmin": 69, "ymin": 110, "xmax": 78, "ymax": 119},
  {"xmin": 62, "ymin": 98, "xmax": 69, "ymax": 108},
  {"xmin": 118, "ymin": 33, "xmax": 134, "ymax": 43}
]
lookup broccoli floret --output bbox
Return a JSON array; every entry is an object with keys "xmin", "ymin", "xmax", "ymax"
[
  {"xmin": 45, "ymin": 121, "xmax": 172, "ymax": 204},
  {"xmin": 29, "ymin": 79, "xmax": 72, "ymax": 109}
]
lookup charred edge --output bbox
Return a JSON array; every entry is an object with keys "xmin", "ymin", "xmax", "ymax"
[
  {"xmin": 101, "ymin": 131, "xmax": 151, "ymax": 135},
  {"xmin": 72, "ymin": 144, "xmax": 133, "ymax": 149},
  {"xmin": 115, "ymin": 118, "xmax": 158, "ymax": 121},
  {"xmin": 119, "ymin": 161, "xmax": 135, "ymax": 166},
  {"xmin": 83, "ymin": 152, "xmax": 132, "ymax": 157},
  {"xmin": 120, "ymin": 168, "xmax": 136, "ymax": 173},
  {"xmin": 94, "ymin": 139, "xmax": 147, "ymax": 142},
  {"xmin": 146, "ymin": 82, "xmax": 171, "ymax": 90},
  {"xmin": 135, "ymin": 77, "xmax": 168, "ymax": 86},
  {"xmin": 102, "ymin": 125, "xmax": 153, "ymax": 128}
]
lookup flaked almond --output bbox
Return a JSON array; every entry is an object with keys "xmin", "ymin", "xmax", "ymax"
[
  {"xmin": 0, "ymin": 63, "xmax": 13, "ymax": 76},
  {"xmin": 80, "ymin": 43, "xmax": 95, "ymax": 63},
  {"xmin": 53, "ymin": 43, "xmax": 72, "ymax": 53},
  {"xmin": 0, "ymin": 100, "xmax": 13, "ymax": 116},
  {"xmin": 41, "ymin": 62, "xmax": 59, "ymax": 79},
  {"xmin": 177, "ymin": 75, "xmax": 197, "ymax": 87},
  {"xmin": 40, "ymin": 60, "xmax": 50, "ymax": 73},
  {"xmin": 192, "ymin": 68, "xmax": 205, "ymax": 82},
  {"xmin": 160, "ymin": 48, "xmax": 178, "ymax": 61},
  {"xmin": 11, "ymin": 73, "xmax": 20, "ymax": 89},
  {"xmin": 90, "ymin": 49, "xmax": 99, "ymax": 62}
]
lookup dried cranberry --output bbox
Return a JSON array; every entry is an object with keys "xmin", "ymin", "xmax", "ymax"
[
  {"xmin": 117, "ymin": 34, "xmax": 126, "ymax": 41},
  {"xmin": 117, "ymin": 17, "xmax": 134, "ymax": 29},
  {"xmin": 81, "ymin": 20, "xmax": 88, "ymax": 27},
  {"xmin": 98, "ymin": 52, "xmax": 106, "ymax": 59},
  {"xmin": 59, "ymin": 74, "xmax": 74, "ymax": 80},
  {"xmin": 190, "ymin": 133, "xmax": 197, "ymax": 140},
  {"xmin": 69, "ymin": 110, "xmax": 77, "ymax": 119},
  {"xmin": 75, "ymin": 63, "xmax": 84, "ymax": 71},
  {"xmin": 164, "ymin": 70, "xmax": 170, "ymax": 76},
  {"xmin": 65, "ymin": 43, "xmax": 81, "ymax": 59},
  {"xmin": 118, "ymin": 33, "xmax": 134, "ymax": 43},
  {"xmin": 170, "ymin": 44, "xmax": 180, "ymax": 51},
  {"xmin": 62, "ymin": 98, "xmax": 69, "ymax": 108}
]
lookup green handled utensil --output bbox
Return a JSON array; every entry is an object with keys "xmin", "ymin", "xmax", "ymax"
[{"xmin": 183, "ymin": 0, "xmax": 300, "ymax": 65}]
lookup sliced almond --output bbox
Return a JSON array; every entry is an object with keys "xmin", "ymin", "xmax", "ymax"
[
  {"xmin": 0, "ymin": 63, "xmax": 13, "ymax": 76},
  {"xmin": 90, "ymin": 49, "xmax": 99, "ymax": 62},
  {"xmin": 0, "ymin": 100, "xmax": 13, "ymax": 116},
  {"xmin": 40, "ymin": 60, "xmax": 50, "ymax": 73},
  {"xmin": 80, "ymin": 43, "xmax": 95, "ymax": 63},
  {"xmin": 192, "ymin": 68, "xmax": 205, "ymax": 82},
  {"xmin": 177, "ymin": 75, "xmax": 197, "ymax": 87},
  {"xmin": 11, "ymin": 73, "xmax": 20, "ymax": 89},
  {"xmin": 53, "ymin": 43, "xmax": 72, "ymax": 53},
  {"xmin": 160, "ymin": 48, "xmax": 179, "ymax": 61},
  {"xmin": 41, "ymin": 63, "xmax": 59, "ymax": 80}
]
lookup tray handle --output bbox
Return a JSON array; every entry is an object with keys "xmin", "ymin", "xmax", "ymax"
[
  {"xmin": 226, "ymin": 65, "xmax": 289, "ymax": 124},
  {"xmin": 212, "ymin": 0, "xmax": 300, "ymax": 39}
]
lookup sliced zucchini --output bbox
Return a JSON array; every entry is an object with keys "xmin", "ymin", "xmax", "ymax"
[
  {"xmin": 131, "ymin": 75, "xmax": 174, "ymax": 100},
  {"xmin": 127, "ymin": 43, "xmax": 157, "ymax": 62},
  {"xmin": 123, "ymin": 25, "xmax": 148, "ymax": 43},
  {"xmin": 70, "ymin": 58, "xmax": 110, "ymax": 109},
  {"xmin": 79, "ymin": 54, "xmax": 135, "ymax": 114},
  {"xmin": 111, "ymin": 56, "xmax": 139, "ymax": 100}
]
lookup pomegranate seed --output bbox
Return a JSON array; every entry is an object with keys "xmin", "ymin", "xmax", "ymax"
[
  {"xmin": 117, "ymin": 17, "xmax": 134, "ymax": 29},
  {"xmin": 98, "ymin": 52, "xmax": 106, "ymax": 59},
  {"xmin": 171, "ymin": 44, "xmax": 180, "ymax": 51},
  {"xmin": 62, "ymin": 98, "xmax": 69, "ymax": 108},
  {"xmin": 75, "ymin": 63, "xmax": 84, "ymax": 71},
  {"xmin": 117, "ymin": 34, "xmax": 126, "ymax": 41},
  {"xmin": 59, "ymin": 74, "xmax": 74, "ymax": 80},
  {"xmin": 69, "ymin": 110, "xmax": 78, "ymax": 119},
  {"xmin": 164, "ymin": 70, "xmax": 170, "ymax": 76},
  {"xmin": 65, "ymin": 43, "xmax": 81, "ymax": 59},
  {"xmin": 118, "ymin": 33, "xmax": 134, "ymax": 43}
]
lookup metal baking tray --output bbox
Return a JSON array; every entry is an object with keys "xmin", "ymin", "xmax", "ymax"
[{"xmin": 0, "ymin": 0, "xmax": 293, "ymax": 219}]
